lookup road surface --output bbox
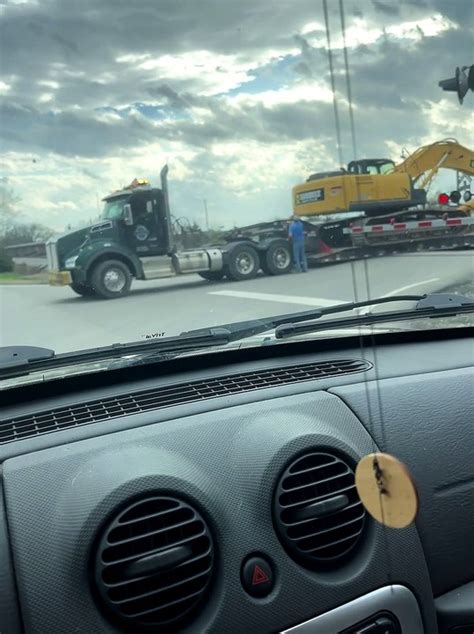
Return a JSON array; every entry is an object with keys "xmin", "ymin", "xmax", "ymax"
[{"xmin": 1, "ymin": 251, "xmax": 472, "ymax": 353}]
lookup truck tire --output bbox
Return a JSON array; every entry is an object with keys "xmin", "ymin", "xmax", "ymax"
[
  {"xmin": 198, "ymin": 270, "xmax": 225, "ymax": 281},
  {"xmin": 261, "ymin": 240, "xmax": 292, "ymax": 275},
  {"xmin": 225, "ymin": 244, "xmax": 260, "ymax": 281},
  {"xmin": 90, "ymin": 259, "xmax": 132, "ymax": 299},
  {"xmin": 70, "ymin": 283, "xmax": 96, "ymax": 297}
]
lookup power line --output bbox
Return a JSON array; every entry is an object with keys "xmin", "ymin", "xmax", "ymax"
[
  {"xmin": 322, "ymin": 0, "xmax": 344, "ymax": 167},
  {"xmin": 339, "ymin": 0, "xmax": 358, "ymax": 160}
]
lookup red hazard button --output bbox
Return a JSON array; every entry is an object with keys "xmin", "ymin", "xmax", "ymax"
[{"xmin": 241, "ymin": 555, "xmax": 274, "ymax": 597}]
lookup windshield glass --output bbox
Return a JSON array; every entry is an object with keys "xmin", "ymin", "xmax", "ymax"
[
  {"xmin": 102, "ymin": 198, "xmax": 128, "ymax": 221},
  {"xmin": 379, "ymin": 162, "xmax": 395, "ymax": 174},
  {"xmin": 0, "ymin": 0, "xmax": 473, "ymax": 375}
]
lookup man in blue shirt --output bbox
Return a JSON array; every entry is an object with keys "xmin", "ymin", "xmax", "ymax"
[{"xmin": 288, "ymin": 215, "xmax": 308, "ymax": 272}]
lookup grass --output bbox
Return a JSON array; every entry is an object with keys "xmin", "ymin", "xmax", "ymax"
[
  {"xmin": 0, "ymin": 272, "xmax": 21, "ymax": 281},
  {"xmin": 0, "ymin": 271, "xmax": 49, "ymax": 284}
]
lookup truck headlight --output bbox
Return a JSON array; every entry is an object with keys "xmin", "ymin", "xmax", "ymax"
[{"xmin": 65, "ymin": 255, "xmax": 79, "ymax": 269}]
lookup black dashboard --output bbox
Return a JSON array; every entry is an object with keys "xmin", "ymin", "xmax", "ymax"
[{"xmin": 0, "ymin": 329, "xmax": 473, "ymax": 633}]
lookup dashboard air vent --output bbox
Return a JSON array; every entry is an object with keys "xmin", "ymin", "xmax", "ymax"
[
  {"xmin": 274, "ymin": 451, "xmax": 365, "ymax": 569},
  {"xmin": 0, "ymin": 359, "xmax": 371, "ymax": 444},
  {"xmin": 93, "ymin": 496, "xmax": 214, "ymax": 631}
]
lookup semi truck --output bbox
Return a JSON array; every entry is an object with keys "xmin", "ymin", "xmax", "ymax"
[
  {"xmin": 47, "ymin": 166, "xmax": 297, "ymax": 299},
  {"xmin": 47, "ymin": 144, "xmax": 474, "ymax": 300}
]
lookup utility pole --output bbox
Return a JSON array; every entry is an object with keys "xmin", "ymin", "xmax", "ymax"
[{"xmin": 203, "ymin": 198, "xmax": 209, "ymax": 231}]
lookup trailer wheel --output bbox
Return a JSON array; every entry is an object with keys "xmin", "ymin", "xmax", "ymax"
[
  {"xmin": 198, "ymin": 270, "xmax": 225, "ymax": 281},
  {"xmin": 225, "ymin": 244, "xmax": 259, "ymax": 281},
  {"xmin": 70, "ymin": 283, "xmax": 96, "ymax": 297},
  {"xmin": 261, "ymin": 240, "xmax": 292, "ymax": 275},
  {"xmin": 90, "ymin": 259, "xmax": 132, "ymax": 299}
]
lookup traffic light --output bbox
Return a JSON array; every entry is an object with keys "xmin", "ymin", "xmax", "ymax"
[
  {"xmin": 438, "ymin": 65, "xmax": 474, "ymax": 104},
  {"xmin": 437, "ymin": 191, "xmax": 470, "ymax": 205},
  {"xmin": 438, "ymin": 193, "xmax": 449, "ymax": 205}
]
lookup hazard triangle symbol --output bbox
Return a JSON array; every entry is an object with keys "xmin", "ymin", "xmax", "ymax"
[{"xmin": 252, "ymin": 564, "xmax": 269, "ymax": 585}]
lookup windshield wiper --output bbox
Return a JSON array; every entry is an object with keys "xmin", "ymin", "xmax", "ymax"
[
  {"xmin": 180, "ymin": 294, "xmax": 428, "ymax": 342},
  {"xmin": 182, "ymin": 293, "xmax": 474, "ymax": 341},
  {"xmin": 2, "ymin": 293, "xmax": 472, "ymax": 381},
  {"xmin": 274, "ymin": 293, "xmax": 474, "ymax": 338},
  {"xmin": 0, "ymin": 328, "xmax": 232, "ymax": 380},
  {"xmin": 181, "ymin": 293, "xmax": 473, "ymax": 342}
]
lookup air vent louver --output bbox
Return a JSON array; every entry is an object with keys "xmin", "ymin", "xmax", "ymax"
[
  {"xmin": 274, "ymin": 452, "xmax": 366, "ymax": 569},
  {"xmin": 94, "ymin": 496, "xmax": 214, "ymax": 631},
  {"xmin": 0, "ymin": 359, "xmax": 371, "ymax": 444}
]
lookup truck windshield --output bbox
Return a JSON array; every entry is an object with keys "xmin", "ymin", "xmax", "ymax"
[
  {"xmin": 379, "ymin": 161, "xmax": 395, "ymax": 174},
  {"xmin": 102, "ymin": 198, "xmax": 128, "ymax": 220}
]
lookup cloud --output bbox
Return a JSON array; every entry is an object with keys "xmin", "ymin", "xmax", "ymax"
[
  {"xmin": 372, "ymin": 0, "xmax": 401, "ymax": 16},
  {"xmin": 0, "ymin": 0, "xmax": 472, "ymax": 233},
  {"xmin": 0, "ymin": 102, "xmax": 163, "ymax": 156}
]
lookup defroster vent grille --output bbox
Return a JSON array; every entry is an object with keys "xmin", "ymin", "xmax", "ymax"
[
  {"xmin": 274, "ymin": 451, "xmax": 366, "ymax": 569},
  {"xmin": 0, "ymin": 359, "xmax": 371, "ymax": 444}
]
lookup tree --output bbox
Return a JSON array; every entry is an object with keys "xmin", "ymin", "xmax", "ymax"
[
  {"xmin": 0, "ymin": 178, "xmax": 21, "ymax": 232},
  {"xmin": 0, "ymin": 181, "xmax": 55, "ymax": 271},
  {"xmin": 1, "ymin": 223, "xmax": 54, "ymax": 246}
]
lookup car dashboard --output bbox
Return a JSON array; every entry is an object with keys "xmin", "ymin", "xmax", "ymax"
[{"xmin": 0, "ymin": 330, "xmax": 473, "ymax": 634}]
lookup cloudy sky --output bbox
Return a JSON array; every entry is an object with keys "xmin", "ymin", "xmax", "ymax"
[{"xmin": 0, "ymin": 0, "xmax": 473, "ymax": 232}]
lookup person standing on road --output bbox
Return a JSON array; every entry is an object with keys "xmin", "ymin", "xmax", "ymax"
[{"xmin": 288, "ymin": 215, "xmax": 308, "ymax": 272}]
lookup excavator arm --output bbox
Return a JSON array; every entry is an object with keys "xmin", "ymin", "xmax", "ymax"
[{"xmin": 393, "ymin": 138, "xmax": 474, "ymax": 188}]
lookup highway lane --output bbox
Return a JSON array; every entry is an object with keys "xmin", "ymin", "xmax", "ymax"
[{"xmin": 1, "ymin": 251, "xmax": 472, "ymax": 354}]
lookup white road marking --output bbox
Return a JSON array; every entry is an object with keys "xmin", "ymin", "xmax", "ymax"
[
  {"xmin": 379, "ymin": 278, "xmax": 440, "ymax": 297},
  {"xmin": 209, "ymin": 290, "xmax": 348, "ymax": 307}
]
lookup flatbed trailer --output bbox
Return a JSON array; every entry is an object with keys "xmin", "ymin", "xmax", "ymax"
[{"xmin": 222, "ymin": 214, "xmax": 474, "ymax": 266}]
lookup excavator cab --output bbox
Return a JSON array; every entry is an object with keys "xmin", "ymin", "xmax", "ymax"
[{"xmin": 347, "ymin": 159, "xmax": 395, "ymax": 175}]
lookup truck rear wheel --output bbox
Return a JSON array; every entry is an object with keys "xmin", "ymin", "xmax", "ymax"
[
  {"xmin": 261, "ymin": 240, "xmax": 292, "ymax": 275},
  {"xmin": 225, "ymin": 244, "xmax": 260, "ymax": 281},
  {"xmin": 198, "ymin": 270, "xmax": 225, "ymax": 281},
  {"xmin": 70, "ymin": 283, "xmax": 96, "ymax": 297},
  {"xmin": 91, "ymin": 259, "xmax": 132, "ymax": 299}
]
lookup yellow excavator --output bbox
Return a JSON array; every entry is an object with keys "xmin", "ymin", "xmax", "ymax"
[{"xmin": 293, "ymin": 139, "xmax": 474, "ymax": 219}]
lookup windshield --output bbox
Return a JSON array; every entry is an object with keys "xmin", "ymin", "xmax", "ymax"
[
  {"xmin": 0, "ymin": 0, "xmax": 473, "ymax": 375},
  {"xmin": 379, "ymin": 161, "xmax": 395, "ymax": 174},
  {"xmin": 102, "ymin": 198, "xmax": 128, "ymax": 221}
]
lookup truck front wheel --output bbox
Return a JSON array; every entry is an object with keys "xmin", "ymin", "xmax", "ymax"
[
  {"xmin": 90, "ymin": 259, "xmax": 132, "ymax": 299},
  {"xmin": 70, "ymin": 282, "xmax": 96, "ymax": 297},
  {"xmin": 225, "ymin": 244, "xmax": 259, "ymax": 281},
  {"xmin": 261, "ymin": 240, "xmax": 292, "ymax": 275}
]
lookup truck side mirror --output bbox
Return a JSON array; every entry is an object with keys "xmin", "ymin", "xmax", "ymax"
[{"xmin": 123, "ymin": 204, "xmax": 133, "ymax": 226}]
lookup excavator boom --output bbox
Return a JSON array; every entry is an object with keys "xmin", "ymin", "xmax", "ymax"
[{"xmin": 393, "ymin": 138, "xmax": 474, "ymax": 185}]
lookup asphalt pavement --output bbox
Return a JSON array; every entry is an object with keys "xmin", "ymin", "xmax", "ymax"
[{"xmin": 1, "ymin": 251, "xmax": 473, "ymax": 353}]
